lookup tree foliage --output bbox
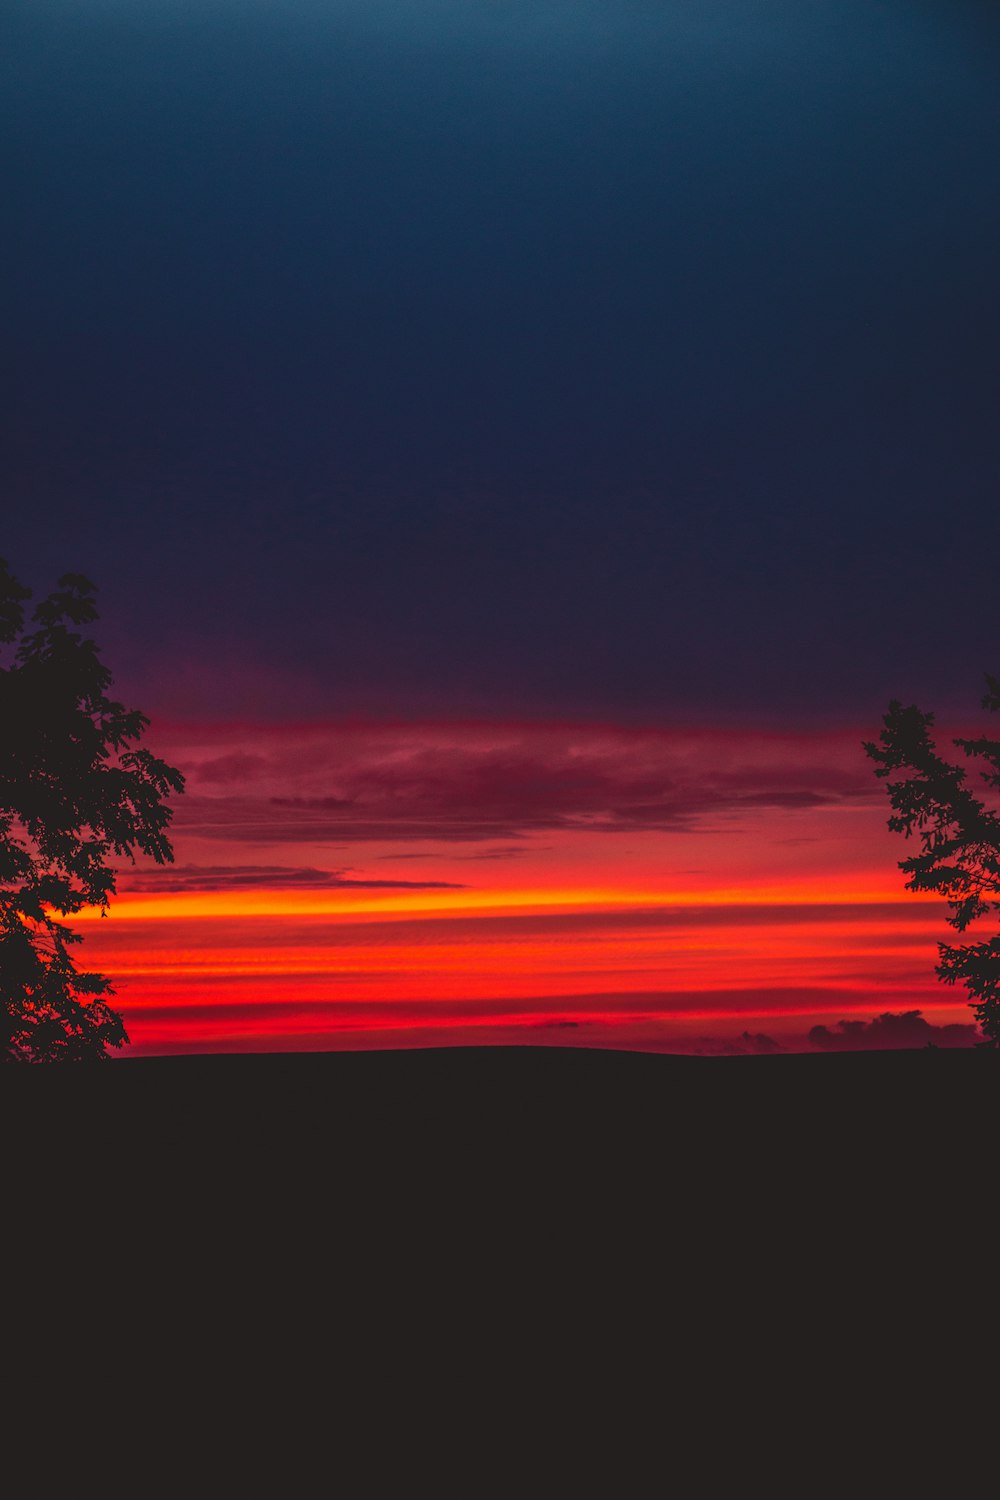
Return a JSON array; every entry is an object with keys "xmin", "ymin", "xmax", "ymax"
[
  {"xmin": 1, "ymin": 559, "xmax": 185, "ymax": 1061},
  {"xmin": 864, "ymin": 673, "xmax": 1000, "ymax": 1047}
]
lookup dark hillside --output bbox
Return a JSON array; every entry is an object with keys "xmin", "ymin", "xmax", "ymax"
[
  {"xmin": 11, "ymin": 1045, "xmax": 994, "ymax": 1251},
  {"xmin": 9, "ymin": 1047, "xmax": 995, "ymax": 1468}
]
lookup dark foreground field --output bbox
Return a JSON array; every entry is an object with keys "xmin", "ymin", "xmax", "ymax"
[
  {"xmin": 11, "ymin": 1042, "xmax": 996, "ymax": 1203},
  {"xmin": 9, "ymin": 1047, "xmax": 997, "ymax": 1478},
  {"xmin": 11, "ymin": 1045, "xmax": 996, "ymax": 1266}
]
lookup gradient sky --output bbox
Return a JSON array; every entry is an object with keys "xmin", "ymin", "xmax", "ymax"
[{"xmin": 4, "ymin": 1, "xmax": 998, "ymax": 1052}]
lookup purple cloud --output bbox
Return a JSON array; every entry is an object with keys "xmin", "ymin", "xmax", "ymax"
[{"xmin": 808, "ymin": 1010, "xmax": 980, "ymax": 1051}]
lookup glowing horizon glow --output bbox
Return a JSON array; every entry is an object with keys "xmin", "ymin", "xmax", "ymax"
[
  {"xmin": 71, "ymin": 875, "xmax": 940, "ymax": 923},
  {"xmin": 56, "ymin": 716, "xmax": 984, "ymax": 1054}
]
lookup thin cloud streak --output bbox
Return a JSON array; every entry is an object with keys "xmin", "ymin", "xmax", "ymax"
[{"xmin": 115, "ymin": 863, "xmax": 463, "ymax": 893}]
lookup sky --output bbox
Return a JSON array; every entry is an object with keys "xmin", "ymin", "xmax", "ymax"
[{"xmin": 4, "ymin": 1, "xmax": 999, "ymax": 1053}]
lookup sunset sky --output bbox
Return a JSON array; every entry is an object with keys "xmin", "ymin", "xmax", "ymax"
[{"xmin": 5, "ymin": 1, "xmax": 998, "ymax": 1053}]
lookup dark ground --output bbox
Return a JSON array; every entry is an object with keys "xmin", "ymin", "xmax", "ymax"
[
  {"xmin": 9, "ymin": 1046, "xmax": 997, "ymax": 1482},
  {"xmin": 11, "ymin": 1043, "xmax": 995, "ymax": 1215}
]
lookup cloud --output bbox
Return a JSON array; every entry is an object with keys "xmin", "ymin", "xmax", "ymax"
[
  {"xmin": 114, "ymin": 863, "xmax": 463, "ymax": 893},
  {"xmin": 452, "ymin": 844, "xmax": 540, "ymax": 861},
  {"xmin": 808, "ymin": 1011, "xmax": 980, "ymax": 1051},
  {"xmin": 689, "ymin": 1031, "xmax": 784, "ymax": 1056},
  {"xmin": 162, "ymin": 724, "xmax": 876, "ymax": 845},
  {"xmin": 304, "ymin": 747, "xmax": 859, "ymax": 833},
  {"xmin": 378, "ymin": 844, "xmax": 537, "ymax": 862}
]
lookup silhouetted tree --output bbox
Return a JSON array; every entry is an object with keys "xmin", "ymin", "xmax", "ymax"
[
  {"xmin": 864, "ymin": 673, "xmax": 1000, "ymax": 1047},
  {"xmin": 1, "ymin": 560, "xmax": 184, "ymax": 1061}
]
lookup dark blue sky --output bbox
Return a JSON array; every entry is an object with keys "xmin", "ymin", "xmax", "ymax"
[{"xmin": 4, "ymin": 0, "xmax": 998, "ymax": 723}]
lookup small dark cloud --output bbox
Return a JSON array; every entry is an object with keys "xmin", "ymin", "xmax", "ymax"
[
  {"xmin": 732, "ymin": 792, "xmax": 837, "ymax": 809},
  {"xmin": 808, "ymin": 1011, "xmax": 980, "ymax": 1051},
  {"xmin": 115, "ymin": 863, "xmax": 463, "ymax": 893},
  {"xmin": 739, "ymin": 1030, "xmax": 784, "ymax": 1053},
  {"xmin": 454, "ymin": 845, "xmax": 538, "ymax": 861},
  {"xmin": 690, "ymin": 1031, "xmax": 784, "ymax": 1056},
  {"xmin": 379, "ymin": 845, "xmax": 536, "ymax": 863}
]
